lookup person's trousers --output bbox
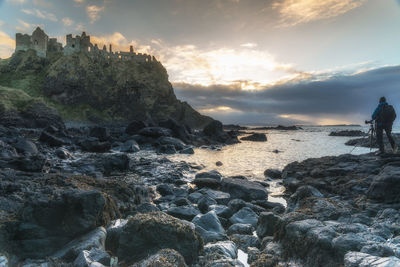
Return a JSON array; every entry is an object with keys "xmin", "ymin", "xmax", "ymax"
[{"xmin": 376, "ymin": 123, "xmax": 396, "ymax": 152}]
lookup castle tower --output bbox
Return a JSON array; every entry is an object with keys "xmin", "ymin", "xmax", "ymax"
[
  {"xmin": 109, "ymin": 44, "xmax": 112, "ymax": 53},
  {"xmin": 31, "ymin": 27, "xmax": 48, "ymax": 57}
]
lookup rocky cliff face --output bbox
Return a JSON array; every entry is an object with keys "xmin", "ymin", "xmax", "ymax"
[{"xmin": 0, "ymin": 50, "xmax": 212, "ymax": 128}]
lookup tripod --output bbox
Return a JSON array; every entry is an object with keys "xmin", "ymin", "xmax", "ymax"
[{"xmin": 349, "ymin": 120, "xmax": 376, "ymax": 153}]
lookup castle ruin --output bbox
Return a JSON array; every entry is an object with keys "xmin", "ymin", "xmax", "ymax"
[{"xmin": 15, "ymin": 27, "xmax": 155, "ymax": 63}]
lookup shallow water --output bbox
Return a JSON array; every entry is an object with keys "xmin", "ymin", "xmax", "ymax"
[{"xmin": 169, "ymin": 126, "xmax": 374, "ymax": 179}]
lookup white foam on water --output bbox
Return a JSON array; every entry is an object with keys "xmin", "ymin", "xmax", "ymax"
[{"xmin": 237, "ymin": 249, "xmax": 249, "ymax": 267}]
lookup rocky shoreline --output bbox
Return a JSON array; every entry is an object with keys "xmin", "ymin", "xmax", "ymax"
[{"xmin": 1, "ymin": 117, "xmax": 400, "ymax": 266}]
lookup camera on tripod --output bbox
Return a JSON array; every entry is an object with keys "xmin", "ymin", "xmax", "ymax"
[{"xmin": 365, "ymin": 120, "xmax": 373, "ymax": 124}]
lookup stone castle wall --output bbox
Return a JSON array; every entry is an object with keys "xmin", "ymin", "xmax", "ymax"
[{"xmin": 15, "ymin": 28, "xmax": 156, "ymax": 63}]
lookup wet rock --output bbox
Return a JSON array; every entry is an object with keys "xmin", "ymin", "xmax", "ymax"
[
  {"xmin": 105, "ymin": 219, "xmax": 128, "ymax": 254},
  {"xmin": 221, "ymin": 178, "xmax": 268, "ymax": 201},
  {"xmin": 73, "ymin": 247, "xmax": 110, "ymax": 267},
  {"xmin": 264, "ymin": 169, "xmax": 282, "ymax": 179},
  {"xmin": 368, "ymin": 166, "xmax": 400, "ymax": 203},
  {"xmin": 203, "ymin": 120, "xmax": 224, "ymax": 137},
  {"xmin": 125, "ymin": 120, "xmax": 147, "ymax": 135},
  {"xmin": 240, "ymin": 133, "xmax": 267, "ymax": 142},
  {"xmin": 13, "ymin": 138, "xmax": 38, "ymax": 156},
  {"xmin": 193, "ymin": 178, "xmax": 221, "ymax": 189},
  {"xmin": 79, "ymin": 138, "xmax": 111, "ymax": 153},
  {"xmin": 198, "ymin": 196, "xmax": 217, "ymax": 214},
  {"xmin": 9, "ymin": 155, "xmax": 46, "ymax": 172},
  {"xmin": 157, "ymin": 136, "xmax": 186, "ymax": 150},
  {"xmin": 227, "ymin": 223, "xmax": 254, "ymax": 236},
  {"xmin": 188, "ymin": 192, "xmax": 203, "ymax": 204},
  {"xmin": 159, "ymin": 118, "xmax": 191, "ymax": 143},
  {"xmin": 229, "ymin": 234, "xmax": 260, "ymax": 252},
  {"xmin": 199, "ymin": 189, "xmax": 231, "ymax": 205},
  {"xmin": 256, "ymin": 212, "xmax": 281, "ymax": 238},
  {"xmin": 131, "ymin": 249, "xmax": 187, "ymax": 267},
  {"xmin": 136, "ymin": 203, "xmax": 160, "ymax": 213},
  {"xmin": 0, "ymin": 141, "xmax": 18, "ymax": 159},
  {"xmin": 192, "ymin": 211, "xmax": 227, "ymax": 243},
  {"xmin": 204, "ymin": 241, "xmax": 238, "ymax": 259},
  {"xmin": 158, "ymin": 144, "xmax": 177, "ymax": 154},
  {"xmin": 52, "ymin": 227, "xmax": 107, "ymax": 261},
  {"xmin": 115, "ymin": 212, "xmax": 203, "ymax": 265},
  {"xmin": 195, "ymin": 170, "xmax": 222, "ymax": 181},
  {"xmin": 55, "ymin": 148, "xmax": 72, "ymax": 159},
  {"xmin": 118, "ymin": 140, "xmax": 140, "ymax": 153},
  {"xmin": 229, "ymin": 207, "xmax": 259, "ymax": 227},
  {"xmin": 167, "ymin": 205, "xmax": 201, "ymax": 221},
  {"xmin": 101, "ymin": 154, "xmax": 130, "ymax": 174},
  {"xmin": 39, "ymin": 131, "xmax": 69, "ymax": 147},
  {"xmin": 344, "ymin": 251, "xmax": 400, "ymax": 267},
  {"xmin": 216, "ymin": 161, "xmax": 223, "ymax": 166},
  {"xmin": 14, "ymin": 189, "xmax": 118, "ymax": 259},
  {"xmin": 180, "ymin": 147, "xmax": 194, "ymax": 154},
  {"xmin": 138, "ymin": 127, "xmax": 172, "ymax": 138},
  {"xmin": 157, "ymin": 184, "xmax": 174, "ymax": 196},
  {"xmin": 89, "ymin": 127, "xmax": 110, "ymax": 142},
  {"xmin": 209, "ymin": 204, "xmax": 232, "ymax": 219}
]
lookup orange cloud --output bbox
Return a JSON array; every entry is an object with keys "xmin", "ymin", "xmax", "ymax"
[{"xmin": 274, "ymin": 0, "xmax": 366, "ymax": 27}]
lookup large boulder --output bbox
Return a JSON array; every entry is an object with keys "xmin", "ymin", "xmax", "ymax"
[
  {"xmin": 12, "ymin": 189, "xmax": 118, "ymax": 259},
  {"xmin": 256, "ymin": 212, "xmax": 281, "ymax": 238},
  {"xmin": 114, "ymin": 212, "xmax": 203, "ymax": 265},
  {"xmin": 167, "ymin": 205, "xmax": 201, "ymax": 221},
  {"xmin": 79, "ymin": 138, "xmax": 111, "ymax": 153},
  {"xmin": 192, "ymin": 211, "xmax": 227, "ymax": 243},
  {"xmin": 344, "ymin": 251, "xmax": 400, "ymax": 267},
  {"xmin": 0, "ymin": 141, "xmax": 18, "ymax": 159},
  {"xmin": 39, "ymin": 131, "xmax": 70, "ymax": 147},
  {"xmin": 229, "ymin": 207, "xmax": 259, "ymax": 227},
  {"xmin": 221, "ymin": 178, "xmax": 268, "ymax": 201},
  {"xmin": 368, "ymin": 166, "xmax": 400, "ymax": 203},
  {"xmin": 203, "ymin": 120, "xmax": 223, "ymax": 137},
  {"xmin": 12, "ymin": 138, "xmax": 38, "ymax": 156},
  {"xmin": 159, "ymin": 118, "xmax": 191, "ymax": 142},
  {"xmin": 138, "ymin": 127, "xmax": 172, "ymax": 138},
  {"xmin": 156, "ymin": 136, "xmax": 186, "ymax": 150}
]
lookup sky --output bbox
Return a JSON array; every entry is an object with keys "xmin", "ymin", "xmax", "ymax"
[{"xmin": 1, "ymin": 0, "xmax": 400, "ymax": 125}]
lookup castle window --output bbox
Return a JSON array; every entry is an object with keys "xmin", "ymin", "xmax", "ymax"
[
  {"xmin": 34, "ymin": 40, "xmax": 38, "ymax": 45},
  {"xmin": 72, "ymin": 44, "xmax": 75, "ymax": 48}
]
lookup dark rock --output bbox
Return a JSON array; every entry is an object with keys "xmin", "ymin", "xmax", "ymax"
[
  {"xmin": 199, "ymin": 189, "xmax": 231, "ymax": 205},
  {"xmin": 198, "ymin": 196, "xmax": 217, "ymax": 214},
  {"xmin": 192, "ymin": 211, "xmax": 227, "ymax": 243},
  {"xmin": 9, "ymin": 155, "xmax": 46, "ymax": 172},
  {"xmin": 240, "ymin": 133, "xmax": 267, "ymax": 142},
  {"xmin": 157, "ymin": 184, "xmax": 174, "ymax": 196},
  {"xmin": 101, "ymin": 154, "xmax": 130, "ymax": 174},
  {"xmin": 229, "ymin": 234, "xmax": 260, "ymax": 252},
  {"xmin": 229, "ymin": 207, "xmax": 259, "ymax": 227},
  {"xmin": 125, "ymin": 120, "xmax": 147, "ymax": 135},
  {"xmin": 203, "ymin": 120, "xmax": 223, "ymax": 137},
  {"xmin": 158, "ymin": 144, "xmax": 177, "ymax": 154},
  {"xmin": 159, "ymin": 118, "xmax": 191, "ymax": 142},
  {"xmin": 55, "ymin": 148, "xmax": 72, "ymax": 159},
  {"xmin": 89, "ymin": 127, "xmax": 110, "ymax": 141},
  {"xmin": 117, "ymin": 139, "xmax": 140, "ymax": 153},
  {"xmin": 14, "ymin": 189, "xmax": 118, "ymax": 258},
  {"xmin": 157, "ymin": 136, "xmax": 186, "ymax": 150},
  {"xmin": 227, "ymin": 223, "xmax": 254, "ymax": 236},
  {"xmin": 73, "ymin": 247, "xmax": 110, "ymax": 267},
  {"xmin": 167, "ymin": 205, "xmax": 201, "ymax": 221},
  {"xmin": 180, "ymin": 147, "xmax": 194, "ymax": 154},
  {"xmin": 115, "ymin": 212, "xmax": 203, "ymax": 265},
  {"xmin": 13, "ymin": 138, "xmax": 38, "ymax": 156},
  {"xmin": 195, "ymin": 170, "xmax": 222, "ymax": 181},
  {"xmin": 329, "ymin": 130, "xmax": 365, "ymax": 137},
  {"xmin": 136, "ymin": 203, "xmax": 160, "ymax": 213},
  {"xmin": 344, "ymin": 251, "xmax": 400, "ymax": 267},
  {"xmin": 216, "ymin": 161, "xmax": 223, "ymax": 166},
  {"xmin": 138, "ymin": 127, "xmax": 172, "ymax": 138},
  {"xmin": 256, "ymin": 212, "xmax": 281, "ymax": 238},
  {"xmin": 264, "ymin": 169, "xmax": 282, "ymax": 179},
  {"xmin": 52, "ymin": 227, "xmax": 106, "ymax": 261},
  {"xmin": 79, "ymin": 138, "xmax": 111, "ymax": 153},
  {"xmin": 203, "ymin": 241, "xmax": 237, "ymax": 259},
  {"xmin": 39, "ymin": 131, "xmax": 69, "ymax": 147},
  {"xmin": 367, "ymin": 166, "xmax": 400, "ymax": 203},
  {"xmin": 131, "ymin": 249, "xmax": 187, "ymax": 267},
  {"xmin": 0, "ymin": 141, "xmax": 18, "ymax": 159},
  {"xmin": 221, "ymin": 178, "xmax": 268, "ymax": 201}
]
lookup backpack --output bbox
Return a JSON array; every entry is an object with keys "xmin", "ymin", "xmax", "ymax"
[{"xmin": 378, "ymin": 104, "xmax": 396, "ymax": 123}]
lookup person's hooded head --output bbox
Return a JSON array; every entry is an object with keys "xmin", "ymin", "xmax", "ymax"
[{"xmin": 379, "ymin": 96, "xmax": 386, "ymax": 103}]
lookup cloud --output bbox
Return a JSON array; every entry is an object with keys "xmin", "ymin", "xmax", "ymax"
[
  {"xmin": 15, "ymin": 19, "xmax": 32, "ymax": 31},
  {"xmin": 173, "ymin": 66, "xmax": 400, "ymax": 125},
  {"xmin": 0, "ymin": 31, "xmax": 15, "ymax": 59},
  {"xmin": 74, "ymin": 0, "xmax": 84, "ymax": 3},
  {"xmin": 22, "ymin": 8, "xmax": 58, "ymax": 22},
  {"xmin": 62, "ymin": 17, "xmax": 74, "ymax": 27},
  {"xmin": 273, "ymin": 0, "xmax": 366, "ymax": 27},
  {"xmin": 86, "ymin": 5, "xmax": 104, "ymax": 23}
]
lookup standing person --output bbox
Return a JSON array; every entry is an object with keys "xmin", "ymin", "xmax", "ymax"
[{"xmin": 372, "ymin": 96, "xmax": 397, "ymax": 154}]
